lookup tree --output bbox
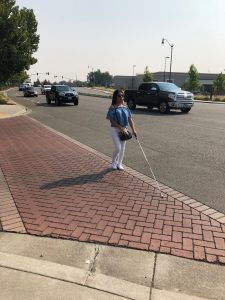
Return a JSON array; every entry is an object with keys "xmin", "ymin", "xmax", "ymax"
[
  {"xmin": 213, "ymin": 73, "xmax": 225, "ymax": 95},
  {"xmin": 143, "ymin": 66, "xmax": 153, "ymax": 82},
  {"xmin": 7, "ymin": 70, "xmax": 28, "ymax": 85},
  {"xmin": 87, "ymin": 69, "xmax": 112, "ymax": 87},
  {"xmin": 33, "ymin": 78, "xmax": 41, "ymax": 87},
  {"xmin": 0, "ymin": 0, "xmax": 40, "ymax": 84},
  {"xmin": 42, "ymin": 79, "xmax": 51, "ymax": 85},
  {"xmin": 184, "ymin": 64, "xmax": 201, "ymax": 92}
]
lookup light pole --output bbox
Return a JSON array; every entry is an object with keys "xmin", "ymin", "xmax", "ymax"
[
  {"xmin": 88, "ymin": 66, "xmax": 95, "ymax": 87},
  {"xmin": 162, "ymin": 38, "xmax": 174, "ymax": 81},
  {"xmin": 132, "ymin": 65, "xmax": 136, "ymax": 88},
  {"xmin": 164, "ymin": 56, "xmax": 170, "ymax": 82}
]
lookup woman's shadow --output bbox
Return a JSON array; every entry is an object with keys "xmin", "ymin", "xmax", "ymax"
[{"xmin": 40, "ymin": 168, "xmax": 113, "ymax": 190}]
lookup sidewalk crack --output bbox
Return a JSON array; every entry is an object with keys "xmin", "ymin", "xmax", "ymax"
[
  {"xmin": 149, "ymin": 253, "xmax": 157, "ymax": 300},
  {"xmin": 83, "ymin": 245, "xmax": 100, "ymax": 285}
]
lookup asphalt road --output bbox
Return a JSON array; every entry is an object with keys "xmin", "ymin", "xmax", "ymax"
[{"xmin": 8, "ymin": 88, "xmax": 225, "ymax": 214}]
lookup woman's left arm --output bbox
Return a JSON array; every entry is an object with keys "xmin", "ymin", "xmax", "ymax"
[{"xmin": 128, "ymin": 117, "xmax": 137, "ymax": 138}]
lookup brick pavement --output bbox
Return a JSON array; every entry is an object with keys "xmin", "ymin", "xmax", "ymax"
[{"xmin": 0, "ymin": 116, "xmax": 225, "ymax": 264}]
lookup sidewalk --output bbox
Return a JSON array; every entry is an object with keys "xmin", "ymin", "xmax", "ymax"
[
  {"xmin": 0, "ymin": 109, "xmax": 225, "ymax": 298},
  {"xmin": 0, "ymin": 103, "xmax": 27, "ymax": 119}
]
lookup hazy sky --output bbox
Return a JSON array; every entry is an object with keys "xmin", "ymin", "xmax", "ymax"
[{"xmin": 16, "ymin": 0, "xmax": 225, "ymax": 82}]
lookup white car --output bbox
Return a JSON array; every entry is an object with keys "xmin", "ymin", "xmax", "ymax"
[{"xmin": 41, "ymin": 85, "xmax": 51, "ymax": 95}]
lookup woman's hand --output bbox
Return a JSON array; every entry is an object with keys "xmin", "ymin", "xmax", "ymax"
[{"xmin": 132, "ymin": 130, "xmax": 137, "ymax": 138}]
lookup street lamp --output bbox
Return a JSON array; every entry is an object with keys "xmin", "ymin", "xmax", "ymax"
[
  {"xmin": 132, "ymin": 65, "xmax": 136, "ymax": 88},
  {"xmin": 88, "ymin": 65, "xmax": 95, "ymax": 87},
  {"xmin": 162, "ymin": 38, "xmax": 174, "ymax": 81},
  {"xmin": 132, "ymin": 65, "xmax": 136, "ymax": 76},
  {"xmin": 164, "ymin": 56, "xmax": 170, "ymax": 82}
]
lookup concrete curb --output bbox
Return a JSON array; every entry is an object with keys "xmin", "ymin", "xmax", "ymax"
[
  {"xmin": 0, "ymin": 168, "xmax": 26, "ymax": 233},
  {"xmin": 0, "ymin": 251, "xmax": 150, "ymax": 300},
  {"xmin": 78, "ymin": 92, "xmax": 110, "ymax": 99},
  {"xmin": 194, "ymin": 99, "xmax": 225, "ymax": 104},
  {"xmin": 0, "ymin": 248, "xmax": 211, "ymax": 300}
]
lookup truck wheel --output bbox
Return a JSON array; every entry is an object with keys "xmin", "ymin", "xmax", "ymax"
[
  {"xmin": 74, "ymin": 99, "xmax": 78, "ymax": 106},
  {"xmin": 181, "ymin": 108, "xmax": 191, "ymax": 113},
  {"xmin": 55, "ymin": 97, "xmax": 60, "ymax": 106},
  {"xmin": 159, "ymin": 101, "xmax": 170, "ymax": 114},
  {"xmin": 127, "ymin": 99, "xmax": 136, "ymax": 110},
  {"xmin": 46, "ymin": 98, "xmax": 51, "ymax": 104}
]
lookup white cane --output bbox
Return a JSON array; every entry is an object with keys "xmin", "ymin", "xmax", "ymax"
[{"xmin": 136, "ymin": 138, "xmax": 163, "ymax": 198}]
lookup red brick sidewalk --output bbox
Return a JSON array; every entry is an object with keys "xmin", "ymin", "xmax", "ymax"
[{"xmin": 0, "ymin": 116, "xmax": 225, "ymax": 264}]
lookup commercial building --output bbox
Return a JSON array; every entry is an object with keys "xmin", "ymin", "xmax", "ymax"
[{"xmin": 113, "ymin": 72, "xmax": 218, "ymax": 92}]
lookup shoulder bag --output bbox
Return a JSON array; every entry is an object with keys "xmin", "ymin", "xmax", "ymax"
[{"xmin": 115, "ymin": 108, "xmax": 132, "ymax": 141}]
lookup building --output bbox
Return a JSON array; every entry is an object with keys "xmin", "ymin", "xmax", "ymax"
[{"xmin": 113, "ymin": 72, "xmax": 219, "ymax": 92}]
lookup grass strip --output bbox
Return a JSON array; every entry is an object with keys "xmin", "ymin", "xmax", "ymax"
[
  {"xmin": 78, "ymin": 92, "xmax": 111, "ymax": 99},
  {"xmin": 0, "ymin": 91, "xmax": 14, "ymax": 105}
]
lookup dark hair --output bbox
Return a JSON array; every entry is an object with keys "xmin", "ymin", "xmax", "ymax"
[{"xmin": 111, "ymin": 89, "xmax": 124, "ymax": 105}]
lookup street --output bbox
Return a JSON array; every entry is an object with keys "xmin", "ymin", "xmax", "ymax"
[{"xmin": 8, "ymin": 88, "xmax": 225, "ymax": 214}]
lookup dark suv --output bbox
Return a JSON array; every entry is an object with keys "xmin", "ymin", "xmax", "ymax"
[{"xmin": 46, "ymin": 85, "xmax": 79, "ymax": 106}]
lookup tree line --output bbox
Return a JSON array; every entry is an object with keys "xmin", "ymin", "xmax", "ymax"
[{"xmin": 0, "ymin": 0, "xmax": 39, "ymax": 87}]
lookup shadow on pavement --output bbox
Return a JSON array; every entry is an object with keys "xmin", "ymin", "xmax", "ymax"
[
  {"xmin": 36, "ymin": 103, "xmax": 75, "ymax": 107},
  {"xmin": 40, "ymin": 168, "xmax": 114, "ymax": 190}
]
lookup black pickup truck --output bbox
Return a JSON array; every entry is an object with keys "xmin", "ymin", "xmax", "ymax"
[
  {"xmin": 124, "ymin": 82, "xmax": 194, "ymax": 113},
  {"xmin": 46, "ymin": 85, "xmax": 79, "ymax": 106}
]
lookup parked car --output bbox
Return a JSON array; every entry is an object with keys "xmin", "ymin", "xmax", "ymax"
[
  {"xmin": 46, "ymin": 85, "xmax": 79, "ymax": 106},
  {"xmin": 41, "ymin": 85, "xmax": 51, "ymax": 95},
  {"xmin": 124, "ymin": 82, "xmax": 194, "ymax": 113},
  {"xmin": 23, "ymin": 86, "xmax": 38, "ymax": 97},
  {"xmin": 19, "ymin": 84, "xmax": 27, "ymax": 91}
]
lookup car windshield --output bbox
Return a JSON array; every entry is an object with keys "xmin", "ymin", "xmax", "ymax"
[
  {"xmin": 157, "ymin": 82, "xmax": 181, "ymax": 92},
  {"xmin": 27, "ymin": 87, "xmax": 34, "ymax": 91},
  {"xmin": 44, "ymin": 85, "xmax": 51, "ymax": 88},
  {"xmin": 57, "ymin": 86, "xmax": 71, "ymax": 92}
]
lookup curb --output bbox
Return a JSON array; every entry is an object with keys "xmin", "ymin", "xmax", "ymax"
[
  {"xmin": 78, "ymin": 92, "xmax": 110, "ymax": 99},
  {"xmin": 0, "ymin": 251, "xmax": 149, "ymax": 300},
  {"xmin": 0, "ymin": 168, "xmax": 26, "ymax": 233},
  {"xmin": 194, "ymin": 99, "xmax": 225, "ymax": 104}
]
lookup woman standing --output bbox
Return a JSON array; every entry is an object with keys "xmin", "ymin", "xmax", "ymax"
[{"xmin": 106, "ymin": 89, "xmax": 137, "ymax": 170}]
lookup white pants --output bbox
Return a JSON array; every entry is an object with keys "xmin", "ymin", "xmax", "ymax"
[{"xmin": 110, "ymin": 127, "xmax": 126, "ymax": 166}]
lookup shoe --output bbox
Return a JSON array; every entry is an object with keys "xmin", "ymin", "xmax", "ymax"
[
  {"xmin": 117, "ymin": 165, "xmax": 124, "ymax": 170},
  {"xmin": 112, "ymin": 162, "xmax": 118, "ymax": 170}
]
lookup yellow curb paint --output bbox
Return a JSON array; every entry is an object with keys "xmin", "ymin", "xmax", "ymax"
[{"xmin": 0, "ymin": 113, "xmax": 6, "ymax": 118}]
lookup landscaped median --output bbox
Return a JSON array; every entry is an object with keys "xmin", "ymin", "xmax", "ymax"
[
  {"xmin": 0, "ymin": 90, "xmax": 26, "ymax": 119},
  {"xmin": 195, "ymin": 94, "xmax": 225, "ymax": 102},
  {"xmin": 78, "ymin": 91, "xmax": 111, "ymax": 99},
  {"xmin": 0, "ymin": 90, "xmax": 15, "ymax": 105}
]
